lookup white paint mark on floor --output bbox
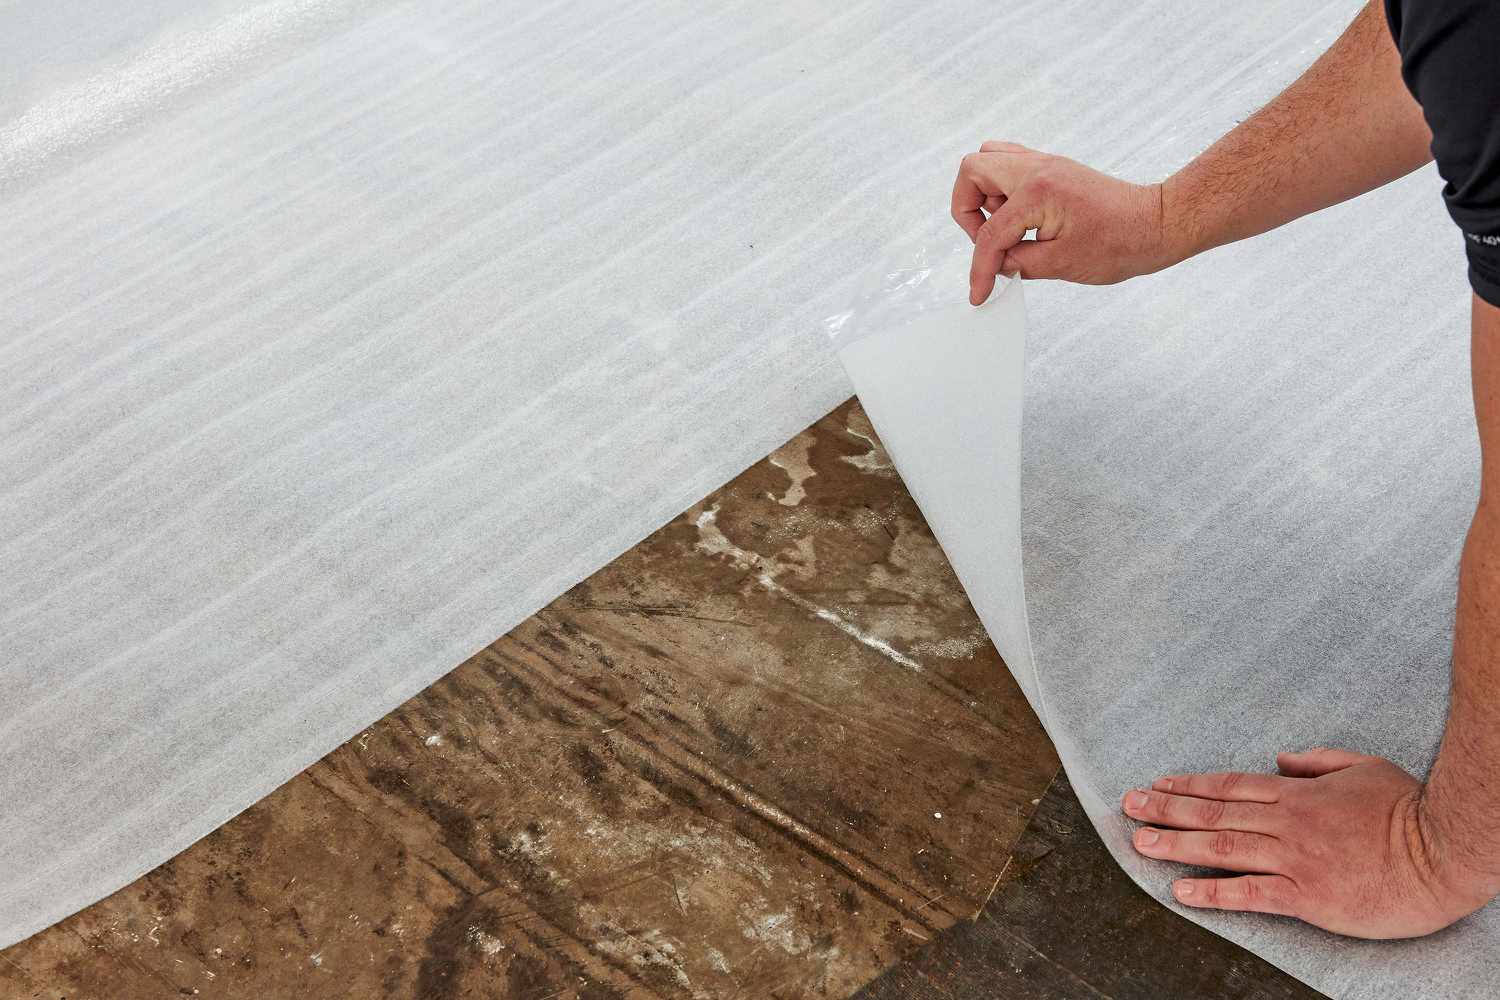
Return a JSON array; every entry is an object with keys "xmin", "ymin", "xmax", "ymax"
[
  {"xmin": 694, "ymin": 506, "xmax": 921, "ymax": 671},
  {"xmin": 913, "ymin": 633, "xmax": 987, "ymax": 659},
  {"xmin": 593, "ymin": 926, "xmax": 696, "ymax": 993},
  {"xmin": 841, "ymin": 409, "xmax": 894, "ymax": 473},
  {"xmin": 741, "ymin": 908, "xmax": 812, "ymax": 956},
  {"xmin": 466, "ymin": 925, "xmax": 506, "ymax": 955},
  {"xmin": 767, "ymin": 435, "xmax": 816, "ymax": 507},
  {"xmin": 791, "ymin": 584, "xmax": 923, "ymax": 672}
]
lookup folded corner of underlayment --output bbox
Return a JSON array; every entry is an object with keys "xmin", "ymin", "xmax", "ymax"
[{"xmin": 830, "ymin": 229, "xmax": 1498, "ymax": 1000}]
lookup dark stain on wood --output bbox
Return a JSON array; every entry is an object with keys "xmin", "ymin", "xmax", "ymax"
[{"xmin": 852, "ymin": 772, "xmax": 1327, "ymax": 1000}]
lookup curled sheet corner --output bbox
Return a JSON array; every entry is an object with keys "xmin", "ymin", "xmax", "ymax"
[
  {"xmin": 829, "ymin": 240, "xmax": 1214, "ymax": 972},
  {"xmin": 831, "ymin": 221, "xmax": 1492, "ymax": 1000},
  {"xmin": 828, "ymin": 239, "xmax": 1039, "ymax": 721}
]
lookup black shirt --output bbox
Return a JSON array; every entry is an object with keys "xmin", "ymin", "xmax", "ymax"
[{"xmin": 1385, "ymin": 0, "xmax": 1500, "ymax": 307}]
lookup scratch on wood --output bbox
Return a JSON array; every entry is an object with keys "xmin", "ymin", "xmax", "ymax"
[
  {"xmin": 974, "ymin": 856, "xmax": 1012, "ymax": 921},
  {"xmin": 913, "ymin": 892, "xmax": 946, "ymax": 914}
]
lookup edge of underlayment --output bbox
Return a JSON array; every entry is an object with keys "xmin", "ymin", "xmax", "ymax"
[
  {"xmin": 837, "ymin": 274, "xmax": 1346, "ymax": 997},
  {"xmin": 1006, "ymin": 318, "xmax": 1354, "ymax": 1000}
]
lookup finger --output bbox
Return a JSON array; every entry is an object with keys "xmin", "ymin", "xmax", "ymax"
[
  {"xmin": 951, "ymin": 151, "xmax": 1033, "ymax": 244},
  {"xmin": 971, "ymin": 198, "xmax": 1043, "ymax": 304},
  {"xmin": 951, "ymin": 165, "xmax": 987, "ymax": 242},
  {"xmin": 997, "ymin": 239, "xmax": 1060, "ymax": 280},
  {"xmin": 983, "ymin": 194, "xmax": 1006, "ymax": 214},
  {"xmin": 979, "ymin": 140, "xmax": 1031, "ymax": 154},
  {"xmin": 1150, "ymin": 771, "xmax": 1286, "ymax": 803},
  {"xmin": 1133, "ymin": 827, "xmax": 1282, "ymax": 872},
  {"xmin": 1276, "ymin": 748, "xmax": 1372, "ymax": 778},
  {"xmin": 1174, "ymin": 875, "xmax": 1301, "ymax": 917},
  {"xmin": 1121, "ymin": 788, "xmax": 1272, "ymax": 832}
]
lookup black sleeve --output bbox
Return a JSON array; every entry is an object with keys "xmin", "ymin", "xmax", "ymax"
[{"xmin": 1385, "ymin": 0, "xmax": 1500, "ymax": 307}]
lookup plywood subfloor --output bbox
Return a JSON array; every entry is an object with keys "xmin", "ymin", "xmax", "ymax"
[
  {"xmin": 854, "ymin": 772, "xmax": 1327, "ymax": 1000},
  {"xmin": 1, "ymin": 399, "xmax": 1060, "ymax": 999}
]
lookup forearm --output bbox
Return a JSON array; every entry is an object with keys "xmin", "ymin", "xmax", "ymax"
[
  {"xmin": 1422, "ymin": 296, "xmax": 1500, "ymax": 901},
  {"xmin": 1422, "ymin": 502, "xmax": 1500, "ymax": 898},
  {"xmin": 1161, "ymin": 1, "xmax": 1431, "ymax": 264}
]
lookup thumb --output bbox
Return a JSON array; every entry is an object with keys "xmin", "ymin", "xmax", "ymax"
[
  {"xmin": 1276, "ymin": 747, "xmax": 1371, "ymax": 778},
  {"xmin": 999, "ymin": 239, "xmax": 1062, "ymax": 279}
]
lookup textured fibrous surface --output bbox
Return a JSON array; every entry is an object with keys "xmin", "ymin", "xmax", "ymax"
[{"xmin": 2, "ymin": 0, "xmax": 1490, "ymax": 996}]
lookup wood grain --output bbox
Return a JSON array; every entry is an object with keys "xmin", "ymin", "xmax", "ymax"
[
  {"xmin": 853, "ymin": 772, "xmax": 1327, "ymax": 1000},
  {"xmin": 1, "ymin": 399, "xmax": 1058, "ymax": 999}
]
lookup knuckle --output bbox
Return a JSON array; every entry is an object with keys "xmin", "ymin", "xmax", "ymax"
[
  {"xmin": 1027, "ymin": 165, "xmax": 1059, "ymax": 195},
  {"xmin": 1275, "ymin": 880, "xmax": 1300, "ymax": 911},
  {"xmin": 1238, "ymin": 879, "xmax": 1258, "ymax": 905},
  {"xmin": 1218, "ymin": 772, "xmax": 1243, "ymax": 796},
  {"xmin": 1198, "ymin": 798, "xmax": 1227, "ymax": 827},
  {"xmin": 1209, "ymin": 831, "xmax": 1237, "ymax": 859}
]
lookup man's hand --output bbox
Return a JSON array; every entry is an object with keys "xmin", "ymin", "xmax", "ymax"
[
  {"xmin": 951, "ymin": 5, "xmax": 1431, "ymax": 307},
  {"xmin": 1120, "ymin": 748, "xmax": 1492, "ymax": 939},
  {"xmin": 951, "ymin": 142, "xmax": 1177, "ymax": 305}
]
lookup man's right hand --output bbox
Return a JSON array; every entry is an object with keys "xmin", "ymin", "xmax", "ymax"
[{"xmin": 951, "ymin": 141, "xmax": 1182, "ymax": 305}]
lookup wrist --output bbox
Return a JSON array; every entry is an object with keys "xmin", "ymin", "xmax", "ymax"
[
  {"xmin": 1153, "ymin": 173, "xmax": 1205, "ymax": 272},
  {"xmin": 1413, "ymin": 782, "xmax": 1500, "ymax": 908}
]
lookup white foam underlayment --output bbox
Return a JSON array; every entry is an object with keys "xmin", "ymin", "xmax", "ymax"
[{"xmin": 0, "ymin": 0, "xmax": 1491, "ymax": 995}]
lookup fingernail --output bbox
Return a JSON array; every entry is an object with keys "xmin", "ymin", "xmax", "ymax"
[
  {"xmin": 1176, "ymin": 881, "xmax": 1195, "ymax": 898},
  {"xmin": 1136, "ymin": 828, "xmax": 1159, "ymax": 848},
  {"xmin": 1124, "ymin": 790, "xmax": 1148, "ymax": 811}
]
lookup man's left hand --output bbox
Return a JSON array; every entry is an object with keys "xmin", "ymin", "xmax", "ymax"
[{"xmin": 1121, "ymin": 748, "xmax": 1490, "ymax": 938}]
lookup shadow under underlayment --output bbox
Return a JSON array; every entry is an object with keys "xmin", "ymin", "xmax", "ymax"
[{"xmin": 852, "ymin": 772, "xmax": 1327, "ymax": 1000}]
